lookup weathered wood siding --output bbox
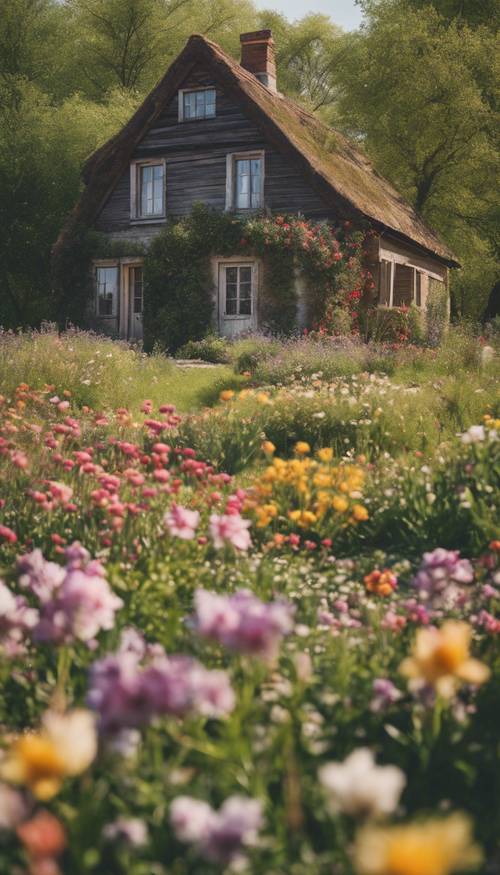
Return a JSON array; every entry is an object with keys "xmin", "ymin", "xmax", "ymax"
[{"xmin": 95, "ymin": 68, "xmax": 334, "ymax": 239}]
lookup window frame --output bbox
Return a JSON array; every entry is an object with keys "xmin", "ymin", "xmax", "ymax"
[
  {"xmin": 94, "ymin": 260, "xmax": 120, "ymax": 320},
  {"xmin": 221, "ymin": 263, "xmax": 255, "ymax": 319},
  {"xmin": 225, "ymin": 150, "xmax": 265, "ymax": 212},
  {"xmin": 130, "ymin": 159, "xmax": 166, "ymax": 223},
  {"xmin": 178, "ymin": 86, "xmax": 217, "ymax": 122}
]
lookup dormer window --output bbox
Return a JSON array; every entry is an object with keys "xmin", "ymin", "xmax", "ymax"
[
  {"xmin": 179, "ymin": 87, "xmax": 216, "ymax": 121},
  {"xmin": 130, "ymin": 159, "xmax": 165, "ymax": 221}
]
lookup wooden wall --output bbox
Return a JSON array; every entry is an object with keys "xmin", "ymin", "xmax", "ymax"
[{"xmin": 94, "ymin": 68, "xmax": 335, "ymax": 239}]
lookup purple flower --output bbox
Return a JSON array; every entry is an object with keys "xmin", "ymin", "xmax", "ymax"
[
  {"xmin": 164, "ymin": 504, "xmax": 200, "ymax": 540},
  {"xmin": 209, "ymin": 513, "xmax": 252, "ymax": 551},
  {"xmin": 170, "ymin": 795, "xmax": 263, "ymax": 864},
  {"xmin": 35, "ymin": 567, "xmax": 123, "ymax": 644},
  {"xmin": 88, "ymin": 648, "xmax": 235, "ymax": 734},
  {"xmin": 103, "ymin": 817, "xmax": 148, "ymax": 847},
  {"xmin": 412, "ymin": 548, "xmax": 474, "ymax": 607},
  {"xmin": 17, "ymin": 549, "xmax": 65, "ymax": 603},
  {"xmin": 370, "ymin": 678, "xmax": 402, "ymax": 713},
  {"xmin": 192, "ymin": 588, "xmax": 294, "ymax": 660},
  {"xmin": 0, "ymin": 581, "xmax": 38, "ymax": 656}
]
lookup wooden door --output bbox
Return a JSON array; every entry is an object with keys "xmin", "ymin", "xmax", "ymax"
[
  {"xmin": 218, "ymin": 262, "xmax": 257, "ymax": 338},
  {"xmin": 127, "ymin": 265, "xmax": 144, "ymax": 341}
]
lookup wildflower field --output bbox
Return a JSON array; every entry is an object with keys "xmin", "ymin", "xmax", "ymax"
[{"xmin": 0, "ymin": 328, "xmax": 499, "ymax": 875}]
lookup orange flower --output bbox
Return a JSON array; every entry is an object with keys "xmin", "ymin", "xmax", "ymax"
[
  {"xmin": 17, "ymin": 811, "xmax": 66, "ymax": 860},
  {"xmin": 364, "ymin": 569, "xmax": 397, "ymax": 597}
]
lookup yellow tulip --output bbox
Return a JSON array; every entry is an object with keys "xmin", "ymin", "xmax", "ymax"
[
  {"xmin": 353, "ymin": 813, "xmax": 481, "ymax": 875},
  {"xmin": 295, "ymin": 441, "xmax": 311, "ymax": 455},
  {"xmin": 400, "ymin": 621, "xmax": 490, "ymax": 697},
  {"xmin": 262, "ymin": 441, "xmax": 276, "ymax": 455},
  {"xmin": 332, "ymin": 495, "xmax": 349, "ymax": 513},
  {"xmin": 352, "ymin": 504, "xmax": 369, "ymax": 522},
  {"xmin": 317, "ymin": 447, "xmax": 333, "ymax": 462},
  {"xmin": 1, "ymin": 709, "xmax": 97, "ymax": 800}
]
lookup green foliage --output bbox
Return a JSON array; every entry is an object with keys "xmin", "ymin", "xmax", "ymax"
[
  {"xmin": 426, "ymin": 277, "xmax": 450, "ymax": 346},
  {"xmin": 332, "ymin": 1, "xmax": 499, "ymax": 317},
  {"xmin": 142, "ymin": 206, "xmax": 364, "ymax": 350},
  {"xmin": 176, "ymin": 333, "xmax": 231, "ymax": 364},
  {"xmin": 0, "ymin": 327, "xmax": 232, "ymax": 412}
]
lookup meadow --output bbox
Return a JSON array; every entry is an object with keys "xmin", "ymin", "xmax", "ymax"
[{"xmin": 0, "ymin": 326, "xmax": 499, "ymax": 875}]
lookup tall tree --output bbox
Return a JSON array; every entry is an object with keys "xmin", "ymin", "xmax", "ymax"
[{"xmin": 332, "ymin": 1, "xmax": 499, "ymax": 315}]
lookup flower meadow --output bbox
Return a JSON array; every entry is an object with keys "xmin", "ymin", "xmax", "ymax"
[{"xmin": 0, "ymin": 332, "xmax": 499, "ymax": 875}]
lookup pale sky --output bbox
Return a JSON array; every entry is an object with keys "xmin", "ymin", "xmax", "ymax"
[{"xmin": 254, "ymin": 0, "xmax": 364, "ymax": 30}]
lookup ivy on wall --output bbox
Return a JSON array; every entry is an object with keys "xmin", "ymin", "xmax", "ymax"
[{"xmin": 143, "ymin": 205, "xmax": 367, "ymax": 352}]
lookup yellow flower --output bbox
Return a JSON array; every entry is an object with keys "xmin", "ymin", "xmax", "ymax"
[
  {"xmin": 352, "ymin": 504, "xmax": 369, "ymax": 522},
  {"xmin": 353, "ymin": 813, "xmax": 482, "ymax": 875},
  {"xmin": 332, "ymin": 495, "xmax": 349, "ymax": 513},
  {"xmin": 261, "ymin": 441, "xmax": 276, "ymax": 455},
  {"xmin": 400, "ymin": 621, "xmax": 490, "ymax": 697},
  {"xmin": 295, "ymin": 441, "xmax": 311, "ymax": 455},
  {"xmin": 288, "ymin": 509, "xmax": 317, "ymax": 528},
  {"xmin": 317, "ymin": 447, "xmax": 333, "ymax": 462},
  {"xmin": 219, "ymin": 390, "xmax": 235, "ymax": 402},
  {"xmin": 1, "ymin": 709, "xmax": 97, "ymax": 800},
  {"xmin": 256, "ymin": 392, "xmax": 272, "ymax": 405}
]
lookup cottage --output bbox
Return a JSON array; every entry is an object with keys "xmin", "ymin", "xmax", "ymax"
[{"xmin": 54, "ymin": 30, "xmax": 458, "ymax": 342}]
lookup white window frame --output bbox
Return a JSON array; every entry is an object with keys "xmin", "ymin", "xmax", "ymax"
[
  {"xmin": 379, "ymin": 259, "xmax": 442, "ymax": 310},
  {"xmin": 219, "ymin": 262, "xmax": 256, "ymax": 320},
  {"xmin": 130, "ymin": 158, "xmax": 166, "ymax": 223},
  {"xmin": 94, "ymin": 259, "xmax": 120, "ymax": 320},
  {"xmin": 225, "ymin": 150, "xmax": 265, "ymax": 212},
  {"xmin": 178, "ymin": 86, "xmax": 217, "ymax": 122}
]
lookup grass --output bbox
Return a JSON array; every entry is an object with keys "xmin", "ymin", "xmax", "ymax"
[{"xmin": 0, "ymin": 327, "xmax": 232, "ymax": 413}]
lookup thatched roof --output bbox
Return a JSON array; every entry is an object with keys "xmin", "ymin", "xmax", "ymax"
[{"xmin": 54, "ymin": 34, "xmax": 458, "ymax": 266}]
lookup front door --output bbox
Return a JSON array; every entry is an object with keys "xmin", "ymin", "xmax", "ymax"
[
  {"xmin": 218, "ymin": 262, "xmax": 257, "ymax": 338},
  {"xmin": 126, "ymin": 264, "xmax": 144, "ymax": 341}
]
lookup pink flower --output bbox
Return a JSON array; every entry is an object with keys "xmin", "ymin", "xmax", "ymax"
[
  {"xmin": 209, "ymin": 513, "xmax": 252, "ymax": 551},
  {"xmin": 0, "ymin": 525, "xmax": 17, "ymax": 544},
  {"xmin": 164, "ymin": 505, "xmax": 200, "ymax": 540},
  {"xmin": 0, "ymin": 580, "xmax": 39, "ymax": 656}
]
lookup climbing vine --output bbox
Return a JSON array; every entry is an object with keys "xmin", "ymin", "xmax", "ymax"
[{"xmin": 143, "ymin": 204, "xmax": 368, "ymax": 352}]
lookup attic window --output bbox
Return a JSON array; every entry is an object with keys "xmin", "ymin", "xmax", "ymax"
[
  {"xmin": 226, "ymin": 151, "xmax": 264, "ymax": 211},
  {"xmin": 179, "ymin": 88, "xmax": 216, "ymax": 121},
  {"xmin": 130, "ymin": 160, "xmax": 165, "ymax": 221}
]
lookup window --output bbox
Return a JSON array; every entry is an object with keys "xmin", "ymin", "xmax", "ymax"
[
  {"xmin": 378, "ymin": 261, "xmax": 425, "ymax": 309},
  {"xmin": 130, "ymin": 266, "xmax": 143, "ymax": 315},
  {"xmin": 393, "ymin": 264, "xmax": 413, "ymax": 307},
  {"xmin": 226, "ymin": 152, "xmax": 264, "ymax": 211},
  {"xmin": 180, "ymin": 88, "xmax": 216, "ymax": 120},
  {"xmin": 130, "ymin": 161, "xmax": 165, "ymax": 220},
  {"xmin": 224, "ymin": 265, "xmax": 253, "ymax": 316},
  {"xmin": 96, "ymin": 266, "xmax": 118, "ymax": 317}
]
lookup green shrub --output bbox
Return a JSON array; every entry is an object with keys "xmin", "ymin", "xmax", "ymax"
[
  {"xmin": 176, "ymin": 333, "xmax": 231, "ymax": 363},
  {"xmin": 426, "ymin": 278, "xmax": 449, "ymax": 346}
]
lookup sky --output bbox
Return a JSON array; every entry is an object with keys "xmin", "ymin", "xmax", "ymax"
[{"xmin": 253, "ymin": 0, "xmax": 364, "ymax": 30}]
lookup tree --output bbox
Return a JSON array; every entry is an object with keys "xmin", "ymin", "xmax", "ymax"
[
  {"xmin": 258, "ymin": 11, "xmax": 343, "ymax": 112},
  {"xmin": 0, "ymin": 80, "xmax": 138, "ymax": 325},
  {"xmin": 332, "ymin": 2, "xmax": 499, "ymax": 316}
]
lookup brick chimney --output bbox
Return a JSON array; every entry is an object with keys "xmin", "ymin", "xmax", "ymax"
[{"xmin": 240, "ymin": 30, "xmax": 277, "ymax": 93}]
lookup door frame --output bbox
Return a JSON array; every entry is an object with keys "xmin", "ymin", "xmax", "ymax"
[
  {"xmin": 211, "ymin": 255, "xmax": 259, "ymax": 335},
  {"xmin": 119, "ymin": 258, "xmax": 144, "ymax": 340}
]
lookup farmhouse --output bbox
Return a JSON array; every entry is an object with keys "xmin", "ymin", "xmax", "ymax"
[{"xmin": 55, "ymin": 30, "xmax": 458, "ymax": 343}]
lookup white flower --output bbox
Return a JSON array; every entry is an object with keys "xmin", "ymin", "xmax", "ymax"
[
  {"xmin": 319, "ymin": 748, "xmax": 406, "ymax": 818},
  {"xmin": 42, "ymin": 709, "xmax": 97, "ymax": 776},
  {"xmin": 460, "ymin": 425, "xmax": 485, "ymax": 444}
]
